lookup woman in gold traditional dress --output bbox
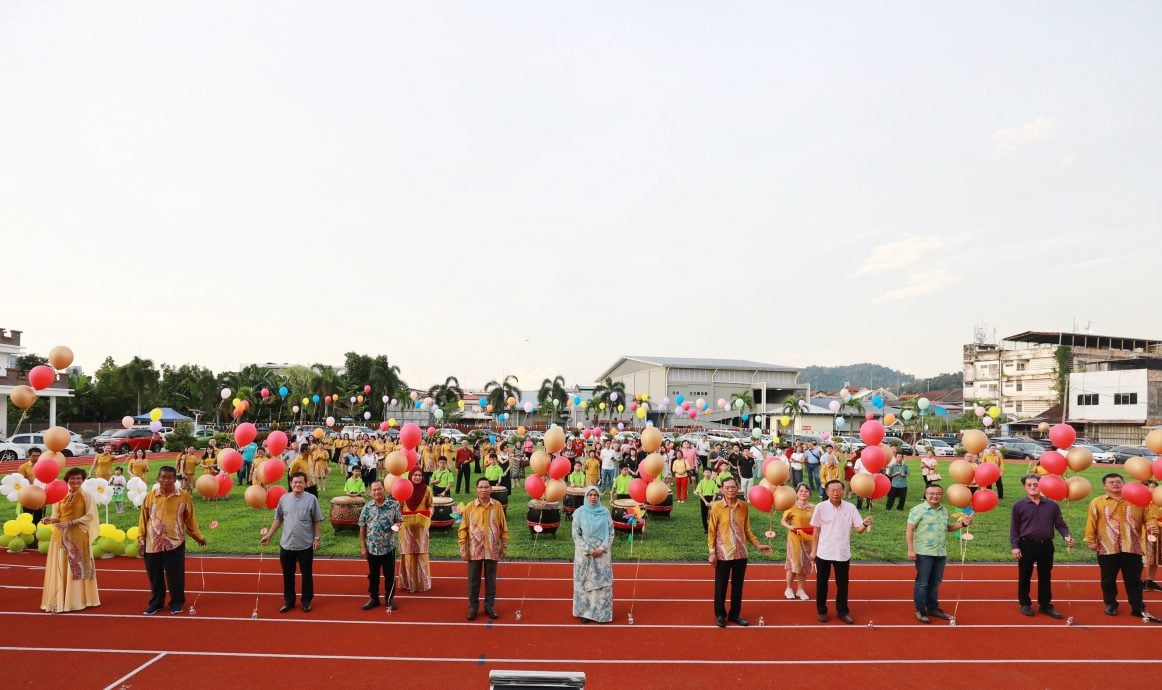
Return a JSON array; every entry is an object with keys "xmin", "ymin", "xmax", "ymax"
[{"xmin": 41, "ymin": 468, "xmax": 101, "ymax": 612}]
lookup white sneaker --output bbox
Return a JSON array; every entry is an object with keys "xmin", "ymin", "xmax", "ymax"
[
  {"xmin": 784, "ymin": 587, "xmax": 795, "ymax": 600},
  {"xmin": 797, "ymin": 589, "xmax": 809, "ymax": 600}
]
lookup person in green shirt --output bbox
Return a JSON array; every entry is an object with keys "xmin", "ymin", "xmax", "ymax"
[
  {"xmin": 567, "ymin": 462, "xmax": 586, "ymax": 488},
  {"xmin": 484, "ymin": 453, "xmax": 503, "ymax": 485},
  {"xmin": 906, "ymin": 485, "xmax": 973, "ymax": 623},
  {"xmin": 715, "ymin": 460, "xmax": 733, "ymax": 487},
  {"xmin": 612, "ymin": 466, "xmax": 632, "ymax": 499},
  {"xmin": 344, "ymin": 466, "xmax": 366, "ymax": 496},
  {"xmin": 696, "ymin": 469, "xmax": 719, "ymax": 534},
  {"xmin": 431, "ymin": 457, "xmax": 455, "ymax": 497}
]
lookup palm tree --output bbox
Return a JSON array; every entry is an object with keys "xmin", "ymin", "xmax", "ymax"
[
  {"xmin": 428, "ymin": 376, "xmax": 464, "ymax": 409},
  {"xmin": 730, "ymin": 390, "xmax": 755, "ymax": 422},
  {"xmin": 484, "ymin": 375, "xmax": 520, "ymax": 420},
  {"xmin": 537, "ymin": 376, "xmax": 568, "ymax": 423},
  {"xmin": 591, "ymin": 377, "xmax": 627, "ymax": 421},
  {"xmin": 122, "ymin": 356, "xmax": 160, "ymax": 414},
  {"xmin": 780, "ymin": 395, "xmax": 809, "ymax": 436},
  {"xmin": 368, "ymin": 356, "xmax": 408, "ymax": 416},
  {"xmin": 308, "ymin": 364, "xmax": 344, "ymax": 397}
]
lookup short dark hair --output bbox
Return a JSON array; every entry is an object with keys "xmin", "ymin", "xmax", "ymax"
[
  {"xmin": 158, "ymin": 466, "xmax": 177, "ymax": 478},
  {"xmin": 476, "ymin": 477, "xmax": 491, "ymax": 488},
  {"xmin": 64, "ymin": 467, "xmax": 87, "ymax": 481},
  {"xmin": 28, "ymin": 447, "xmax": 42, "ymax": 456},
  {"xmin": 1102, "ymin": 473, "xmax": 1123, "ymax": 484},
  {"xmin": 720, "ymin": 477, "xmax": 738, "ymax": 488},
  {"xmin": 824, "ymin": 479, "xmax": 844, "ymax": 491},
  {"xmin": 290, "ymin": 471, "xmax": 309, "ymax": 483},
  {"xmin": 1021, "ymin": 474, "xmax": 1040, "ymax": 486}
]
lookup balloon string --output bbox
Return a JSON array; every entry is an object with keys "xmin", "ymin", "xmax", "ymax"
[
  {"xmin": 952, "ymin": 524, "xmax": 971, "ymax": 621},
  {"xmin": 253, "ymin": 545, "xmax": 265, "ymax": 616},
  {"xmin": 517, "ymin": 526, "xmax": 541, "ymax": 618},
  {"xmin": 190, "ymin": 549, "xmax": 206, "ymax": 612}
]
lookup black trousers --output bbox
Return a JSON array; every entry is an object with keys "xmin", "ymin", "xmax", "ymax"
[
  {"xmin": 467, "ymin": 559, "xmax": 498, "ymax": 609},
  {"xmin": 816, "ymin": 558, "xmax": 851, "ymax": 615},
  {"xmin": 143, "ymin": 545, "xmax": 186, "ymax": 610},
  {"xmin": 1098, "ymin": 552, "xmax": 1145, "ymax": 612},
  {"xmin": 885, "ymin": 487, "xmax": 907, "ymax": 511},
  {"xmin": 279, "ymin": 547, "xmax": 314, "ymax": 606},
  {"xmin": 988, "ymin": 477, "xmax": 1004, "ymax": 499},
  {"xmin": 456, "ymin": 464, "xmax": 472, "ymax": 493},
  {"xmin": 361, "ymin": 467, "xmax": 377, "ymax": 485},
  {"xmin": 713, "ymin": 558, "xmax": 748, "ymax": 619},
  {"xmin": 1016, "ymin": 538, "xmax": 1054, "ymax": 607},
  {"xmin": 700, "ymin": 500, "xmax": 710, "ymax": 533},
  {"xmin": 366, "ymin": 550, "xmax": 396, "ymax": 600}
]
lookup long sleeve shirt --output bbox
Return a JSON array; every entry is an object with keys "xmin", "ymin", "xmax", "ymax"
[
  {"xmin": 1009, "ymin": 497, "xmax": 1070, "ymax": 548},
  {"xmin": 458, "ymin": 498, "xmax": 509, "ymax": 561},
  {"xmin": 1084, "ymin": 495, "xmax": 1146, "ymax": 556},
  {"xmin": 707, "ymin": 499, "xmax": 762, "ymax": 561},
  {"xmin": 139, "ymin": 488, "xmax": 204, "ymax": 553}
]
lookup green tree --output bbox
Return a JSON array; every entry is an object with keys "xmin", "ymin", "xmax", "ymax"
[
  {"xmin": 14, "ymin": 354, "xmax": 48, "ymax": 373},
  {"xmin": 122, "ymin": 356, "xmax": 160, "ymax": 415},
  {"xmin": 730, "ymin": 390, "xmax": 755, "ymax": 424},
  {"xmin": 591, "ymin": 377, "xmax": 627, "ymax": 421},
  {"xmin": 537, "ymin": 376, "xmax": 569, "ymax": 423},
  {"xmin": 484, "ymin": 375, "xmax": 521, "ymax": 420},
  {"xmin": 428, "ymin": 376, "xmax": 464, "ymax": 408}
]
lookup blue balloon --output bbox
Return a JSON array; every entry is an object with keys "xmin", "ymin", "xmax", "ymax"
[
  {"xmin": 835, "ymin": 416, "xmax": 846, "ymax": 427},
  {"xmin": 675, "ymin": 395, "xmax": 684, "ymax": 405},
  {"xmin": 489, "ymin": 435, "xmax": 496, "ymax": 444},
  {"xmin": 645, "ymin": 420, "xmax": 654, "ymax": 426},
  {"xmin": 278, "ymin": 386, "xmax": 289, "ymax": 397},
  {"xmin": 573, "ymin": 395, "xmax": 581, "ymax": 405},
  {"xmin": 478, "ymin": 398, "xmax": 487, "ymax": 407},
  {"xmin": 872, "ymin": 395, "xmax": 883, "ymax": 407},
  {"xmin": 311, "ymin": 394, "xmax": 320, "ymax": 404},
  {"xmin": 741, "ymin": 413, "xmax": 750, "ymax": 421}
]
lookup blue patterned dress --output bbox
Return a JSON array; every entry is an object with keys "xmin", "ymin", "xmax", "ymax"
[{"xmin": 572, "ymin": 491, "xmax": 615, "ymax": 622}]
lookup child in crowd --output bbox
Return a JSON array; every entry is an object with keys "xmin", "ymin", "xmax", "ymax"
[
  {"xmin": 110, "ymin": 467, "xmax": 127, "ymax": 514},
  {"xmin": 344, "ymin": 466, "xmax": 366, "ymax": 496}
]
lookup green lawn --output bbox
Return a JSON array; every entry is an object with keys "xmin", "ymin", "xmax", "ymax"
[{"xmin": 80, "ymin": 459, "xmax": 1124, "ymax": 564}]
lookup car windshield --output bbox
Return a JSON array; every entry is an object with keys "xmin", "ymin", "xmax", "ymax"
[
  {"xmin": 928, "ymin": 440, "xmax": 950, "ymax": 447},
  {"xmin": 110, "ymin": 429, "xmax": 132, "ymax": 438}
]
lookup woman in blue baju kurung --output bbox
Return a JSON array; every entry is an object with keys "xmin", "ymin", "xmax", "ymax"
[{"xmin": 572, "ymin": 485, "xmax": 614, "ymax": 623}]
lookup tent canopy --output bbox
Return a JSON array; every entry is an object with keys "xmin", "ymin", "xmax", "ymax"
[{"xmin": 132, "ymin": 407, "xmax": 193, "ymax": 423}]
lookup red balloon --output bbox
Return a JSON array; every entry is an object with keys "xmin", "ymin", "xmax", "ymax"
[
  {"xmin": 265, "ymin": 484, "xmax": 287, "ymax": 509},
  {"xmin": 33, "ymin": 457, "xmax": 61, "ymax": 483},
  {"xmin": 216, "ymin": 472, "xmax": 234, "ymax": 497},
  {"xmin": 860, "ymin": 420, "xmax": 885, "ymax": 447},
  {"xmin": 630, "ymin": 402, "xmax": 639, "ymax": 411},
  {"xmin": 260, "ymin": 388, "xmax": 270, "ymax": 398},
  {"xmin": 218, "ymin": 449, "xmax": 243, "ymax": 474},
  {"xmin": 628, "ymin": 478, "xmax": 647, "ymax": 503},
  {"xmin": 974, "ymin": 462, "xmax": 1001, "ymax": 487},
  {"xmin": 427, "ymin": 426, "xmax": 437, "ymax": 437},
  {"xmin": 865, "ymin": 412, "xmax": 874, "ymax": 421},
  {"xmin": 399, "ymin": 423, "xmax": 422, "ymax": 450},
  {"xmin": 524, "ymin": 475, "xmax": 545, "ymax": 500},
  {"xmin": 263, "ymin": 459, "xmax": 286, "ymax": 483},
  {"xmin": 235, "ymin": 422, "xmax": 257, "ymax": 446},
  {"xmin": 971, "ymin": 488, "xmax": 998, "ymax": 512},
  {"xmin": 391, "ymin": 478, "xmax": 414, "ymax": 502},
  {"xmin": 747, "ymin": 485, "xmax": 773, "ymax": 512},
  {"xmin": 44, "ymin": 479, "xmax": 68, "ymax": 505},
  {"xmin": 861, "ymin": 446, "xmax": 887, "ymax": 474},
  {"xmin": 1048, "ymin": 424, "xmax": 1076, "ymax": 451},
  {"xmin": 871, "ymin": 473, "xmax": 891, "ymax": 499},
  {"xmin": 638, "ymin": 469, "xmax": 655, "ymax": 483},
  {"xmin": 232, "ymin": 407, "xmax": 244, "ymax": 419},
  {"xmin": 1039, "ymin": 451, "xmax": 1066, "ymax": 476},
  {"xmin": 364, "ymin": 385, "xmax": 371, "ymax": 394},
  {"xmin": 1153, "ymin": 457, "xmax": 1162, "ymax": 482},
  {"xmin": 405, "ymin": 449, "xmax": 418, "ymax": 473},
  {"xmin": 548, "ymin": 456, "xmax": 571, "ymax": 480},
  {"xmin": 1122, "ymin": 481, "xmax": 1151, "ymax": 508},
  {"xmin": 688, "ymin": 410, "xmax": 697, "ymax": 419},
  {"xmin": 28, "ymin": 364, "xmax": 55, "ymax": 391},
  {"xmin": 266, "ymin": 430, "xmax": 288, "ymax": 456},
  {"xmin": 379, "ymin": 421, "xmax": 390, "ymax": 432},
  {"xmin": 1038, "ymin": 475, "xmax": 1067, "ymax": 501}
]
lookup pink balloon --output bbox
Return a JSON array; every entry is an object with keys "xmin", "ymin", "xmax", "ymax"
[
  {"xmin": 524, "ymin": 475, "xmax": 546, "ymax": 500},
  {"xmin": 1122, "ymin": 482, "xmax": 1151, "ymax": 507},
  {"xmin": 628, "ymin": 478, "xmax": 647, "ymax": 503},
  {"xmin": 1048, "ymin": 424, "xmax": 1076, "ymax": 450},
  {"xmin": 860, "ymin": 420, "xmax": 885, "ymax": 447},
  {"xmin": 1038, "ymin": 475, "xmax": 1067, "ymax": 501},
  {"xmin": 630, "ymin": 402, "xmax": 639, "ymax": 411},
  {"xmin": 216, "ymin": 472, "xmax": 234, "ymax": 497},
  {"xmin": 549, "ymin": 456, "xmax": 571, "ymax": 480},
  {"xmin": 405, "ymin": 449, "xmax": 418, "ymax": 473},
  {"xmin": 391, "ymin": 478, "xmax": 414, "ymax": 502},
  {"xmin": 399, "ymin": 423, "xmax": 422, "ymax": 450},
  {"xmin": 974, "ymin": 462, "xmax": 1000, "ymax": 487},
  {"xmin": 260, "ymin": 388, "xmax": 270, "ymax": 398},
  {"xmin": 1039, "ymin": 451, "xmax": 1066, "ymax": 476},
  {"xmin": 861, "ymin": 445, "xmax": 887, "ymax": 474},
  {"xmin": 871, "ymin": 473, "xmax": 891, "ymax": 499},
  {"xmin": 266, "ymin": 430, "xmax": 288, "ymax": 456},
  {"xmin": 218, "ymin": 449, "xmax": 243, "ymax": 474},
  {"xmin": 865, "ymin": 412, "xmax": 874, "ymax": 421},
  {"xmin": 364, "ymin": 385, "xmax": 372, "ymax": 394},
  {"xmin": 379, "ymin": 421, "xmax": 390, "ymax": 432},
  {"xmin": 582, "ymin": 429, "xmax": 592, "ymax": 439},
  {"xmin": 747, "ymin": 485, "xmax": 773, "ymax": 512},
  {"xmin": 265, "ymin": 484, "xmax": 287, "ymax": 509},
  {"xmin": 427, "ymin": 426, "xmax": 437, "ymax": 437},
  {"xmin": 28, "ymin": 364, "xmax": 55, "ymax": 391},
  {"xmin": 234, "ymin": 422, "xmax": 257, "ymax": 447},
  {"xmin": 44, "ymin": 479, "xmax": 68, "ymax": 504},
  {"xmin": 33, "ymin": 458, "xmax": 61, "ymax": 483},
  {"xmin": 688, "ymin": 410, "xmax": 697, "ymax": 419},
  {"xmin": 638, "ymin": 468, "xmax": 655, "ymax": 483},
  {"xmin": 1154, "ymin": 458, "xmax": 1162, "ymax": 481},
  {"xmin": 971, "ymin": 488, "xmax": 998, "ymax": 512}
]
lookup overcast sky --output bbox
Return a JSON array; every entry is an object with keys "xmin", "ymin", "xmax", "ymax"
[{"xmin": 3, "ymin": 1, "xmax": 1159, "ymax": 389}]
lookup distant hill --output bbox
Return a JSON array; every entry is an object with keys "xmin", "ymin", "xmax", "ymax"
[
  {"xmin": 900, "ymin": 371, "xmax": 963, "ymax": 394},
  {"xmin": 798, "ymin": 364, "xmax": 915, "ymax": 392}
]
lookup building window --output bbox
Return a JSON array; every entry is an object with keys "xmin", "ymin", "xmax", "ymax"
[
  {"xmin": 1016, "ymin": 362, "xmax": 1026, "ymax": 371},
  {"xmin": 1076, "ymin": 394, "xmax": 1098, "ymax": 406},
  {"xmin": 1016, "ymin": 382, "xmax": 1022, "ymax": 392},
  {"xmin": 1114, "ymin": 392, "xmax": 1138, "ymax": 405},
  {"xmin": 1015, "ymin": 402, "xmax": 1023, "ymax": 413}
]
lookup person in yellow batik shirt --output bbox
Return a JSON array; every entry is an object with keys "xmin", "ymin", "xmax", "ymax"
[
  {"xmin": 311, "ymin": 442, "xmax": 331, "ymax": 491},
  {"xmin": 1084, "ymin": 473, "xmax": 1160, "ymax": 621},
  {"xmin": 201, "ymin": 440, "xmax": 220, "ymax": 476},
  {"xmin": 41, "ymin": 468, "xmax": 101, "ymax": 613},
  {"xmin": 128, "ymin": 449, "xmax": 150, "ymax": 480},
  {"xmin": 288, "ymin": 446, "xmax": 317, "ymax": 497},
  {"xmin": 251, "ymin": 447, "xmax": 270, "ymax": 486},
  {"xmin": 89, "ymin": 445, "xmax": 116, "ymax": 480},
  {"xmin": 421, "ymin": 443, "xmax": 437, "ymax": 484}
]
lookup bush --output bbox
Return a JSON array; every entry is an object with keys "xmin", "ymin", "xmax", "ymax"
[{"xmin": 165, "ymin": 421, "xmax": 196, "ymax": 452}]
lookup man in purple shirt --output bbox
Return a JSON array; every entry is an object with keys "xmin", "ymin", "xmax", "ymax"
[{"xmin": 1010, "ymin": 474, "xmax": 1074, "ymax": 618}]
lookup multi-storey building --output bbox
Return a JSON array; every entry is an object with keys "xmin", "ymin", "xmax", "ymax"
[{"xmin": 1068, "ymin": 357, "xmax": 1162, "ymax": 445}]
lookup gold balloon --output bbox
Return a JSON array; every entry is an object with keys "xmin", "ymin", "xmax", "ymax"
[
  {"xmin": 948, "ymin": 459, "xmax": 975, "ymax": 485},
  {"xmin": 772, "ymin": 485, "xmax": 797, "ymax": 512},
  {"xmin": 40, "ymin": 450, "xmax": 67, "ymax": 465},
  {"xmin": 643, "ymin": 453, "xmax": 665, "ymax": 478},
  {"xmin": 382, "ymin": 473, "xmax": 403, "ymax": 493},
  {"xmin": 543, "ymin": 478, "xmax": 567, "ymax": 503},
  {"xmin": 1065, "ymin": 447, "xmax": 1093, "ymax": 473},
  {"xmin": 883, "ymin": 413, "xmax": 896, "ymax": 426},
  {"xmin": 195, "ymin": 474, "xmax": 218, "ymax": 499},
  {"xmin": 312, "ymin": 428, "xmax": 325, "ymax": 439},
  {"xmin": 1146, "ymin": 429, "xmax": 1162, "ymax": 455},
  {"xmin": 1066, "ymin": 476, "xmax": 1092, "ymax": 501},
  {"xmin": 641, "ymin": 427, "xmax": 662, "ymax": 453},
  {"xmin": 1034, "ymin": 465, "xmax": 1048, "ymax": 476},
  {"xmin": 645, "ymin": 479, "xmax": 670, "ymax": 505},
  {"xmin": 961, "ymin": 429, "xmax": 988, "ymax": 456},
  {"xmin": 385, "ymin": 451, "xmax": 408, "ymax": 476},
  {"xmin": 1038, "ymin": 422, "xmax": 1051, "ymax": 433},
  {"xmin": 544, "ymin": 427, "xmax": 566, "ymax": 454},
  {"xmin": 48, "ymin": 345, "xmax": 74, "ymax": 371},
  {"xmin": 43, "ymin": 427, "xmax": 71, "ymax": 453},
  {"xmin": 18, "ymin": 485, "xmax": 47, "ymax": 511},
  {"xmin": 946, "ymin": 483, "xmax": 973, "ymax": 508},
  {"xmin": 244, "ymin": 485, "xmax": 268, "ymax": 509},
  {"xmin": 850, "ymin": 473, "xmax": 875, "ymax": 498},
  {"xmin": 10, "ymin": 385, "xmax": 37, "ymax": 410},
  {"xmin": 1125, "ymin": 457, "xmax": 1153, "ymax": 482},
  {"xmin": 529, "ymin": 450, "xmax": 551, "ymax": 476},
  {"xmin": 1153, "ymin": 484, "xmax": 1162, "ymax": 508},
  {"xmin": 759, "ymin": 478, "xmax": 776, "ymax": 491},
  {"xmin": 764, "ymin": 460, "xmax": 789, "ymax": 486}
]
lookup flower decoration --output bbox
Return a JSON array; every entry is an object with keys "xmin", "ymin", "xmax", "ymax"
[
  {"xmin": 1, "ymin": 474, "xmax": 29, "ymax": 501},
  {"xmin": 82, "ymin": 478, "xmax": 113, "ymax": 506}
]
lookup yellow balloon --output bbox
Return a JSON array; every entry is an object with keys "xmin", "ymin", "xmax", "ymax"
[
  {"xmin": 302, "ymin": 397, "xmax": 309, "ymax": 406},
  {"xmin": 126, "ymin": 526, "xmax": 140, "ymax": 540},
  {"xmin": 388, "ymin": 418, "xmax": 398, "ymax": 427},
  {"xmin": 16, "ymin": 512, "xmax": 32, "ymax": 524},
  {"xmin": 599, "ymin": 402, "xmax": 606, "ymax": 410},
  {"xmin": 149, "ymin": 408, "xmax": 163, "ymax": 421},
  {"xmin": 780, "ymin": 416, "xmax": 790, "ymax": 427},
  {"xmin": 580, "ymin": 401, "xmax": 587, "ymax": 409},
  {"xmin": 987, "ymin": 406, "xmax": 1001, "ymax": 419},
  {"xmin": 2, "ymin": 520, "xmax": 19, "ymax": 537},
  {"xmin": 457, "ymin": 400, "xmax": 465, "ymax": 408},
  {"xmin": 618, "ymin": 405, "xmax": 624, "ymax": 412},
  {"xmin": 635, "ymin": 408, "xmax": 646, "ymax": 419}
]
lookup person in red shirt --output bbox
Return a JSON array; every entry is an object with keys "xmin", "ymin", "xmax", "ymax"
[{"xmin": 454, "ymin": 440, "xmax": 475, "ymax": 494}]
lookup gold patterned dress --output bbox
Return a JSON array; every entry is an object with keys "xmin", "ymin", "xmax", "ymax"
[
  {"xmin": 399, "ymin": 486, "xmax": 433, "ymax": 592},
  {"xmin": 41, "ymin": 488, "xmax": 101, "ymax": 612},
  {"xmin": 783, "ymin": 503, "xmax": 815, "ymax": 574}
]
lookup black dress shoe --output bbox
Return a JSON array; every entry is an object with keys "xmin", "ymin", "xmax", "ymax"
[
  {"xmin": 143, "ymin": 607, "xmax": 161, "ymax": 616},
  {"xmin": 279, "ymin": 604, "xmax": 294, "ymax": 614},
  {"xmin": 1020, "ymin": 605, "xmax": 1034, "ymax": 617},
  {"xmin": 838, "ymin": 614, "xmax": 854, "ymax": 624},
  {"xmin": 817, "ymin": 613, "xmax": 828, "ymax": 623},
  {"xmin": 467, "ymin": 608, "xmax": 478, "ymax": 621},
  {"xmin": 485, "ymin": 608, "xmax": 499, "ymax": 620},
  {"xmin": 732, "ymin": 617, "xmax": 749, "ymax": 627},
  {"xmin": 361, "ymin": 599, "xmax": 380, "ymax": 611},
  {"xmin": 302, "ymin": 601, "xmax": 312, "ymax": 613},
  {"xmin": 1105, "ymin": 604, "xmax": 1118, "ymax": 616},
  {"xmin": 1040, "ymin": 606, "xmax": 1063, "ymax": 619},
  {"xmin": 715, "ymin": 616, "xmax": 727, "ymax": 628}
]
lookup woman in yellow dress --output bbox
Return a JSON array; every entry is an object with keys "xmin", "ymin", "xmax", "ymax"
[
  {"xmin": 176, "ymin": 446, "xmax": 199, "ymax": 486},
  {"xmin": 779, "ymin": 483, "xmax": 815, "ymax": 601},
  {"xmin": 128, "ymin": 449, "xmax": 150, "ymax": 481},
  {"xmin": 311, "ymin": 441, "xmax": 331, "ymax": 491},
  {"xmin": 89, "ymin": 445, "xmax": 115, "ymax": 480},
  {"xmin": 41, "ymin": 468, "xmax": 100, "ymax": 612},
  {"xmin": 398, "ymin": 468, "xmax": 432, "ymax": 593}
]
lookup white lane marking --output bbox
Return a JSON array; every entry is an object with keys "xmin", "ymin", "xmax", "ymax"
[{"xmin": 102, "ymin": 652, "xmax": 166, "ymax": 690}]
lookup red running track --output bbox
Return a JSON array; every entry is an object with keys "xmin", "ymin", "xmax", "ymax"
[{"xmin": 1, "ymin": 552, "xmax": 1160, "ymax": 689}]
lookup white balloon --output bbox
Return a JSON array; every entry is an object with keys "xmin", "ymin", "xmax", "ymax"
[
  {"xmin": 220, "ymin": 388, "xmax": 232, "ymax": 400},
  {"xmin": 363, "ymin": 411, "xmax": 372, "ymax": 420}
]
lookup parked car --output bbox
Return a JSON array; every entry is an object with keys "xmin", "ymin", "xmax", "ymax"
[
  {"xmin": 0, "ymin": 440, "xmax": 26, "ymax": 461},
  {"xmin": 340, "ymin": 425, "xmax": 375, "ymax": 438},
  {"xmin": 1073, "ymin": 444, "xmax": 1115, "ymax": 463},
  {"xmin": 916, "ymin": 438, "xmax": 956, "ymax": 457},
  {"xmin": 881, "ymin": 437, "xmax": 914, "ymax": 456},
  {"xmin": 996, "ymin": 439, "xmax": 1040, "ymax": 460},
  {"xmin": 436, "ymin": 428, "xmax": 467, "ymax": 442},
  {"xmin": 100, "ymin": 428, "xmax": 165, "ymax": 454},
  {"xmin": 6, "ymin": 432, "xmax": 94, "ymax": 458},
  {"xmin": 1109, "ymin": 446, "xmax": 1159, "ymax": 465},
  {"xmin": 835, "ymin": 436, "xmax": 865, "ymax": 453}
]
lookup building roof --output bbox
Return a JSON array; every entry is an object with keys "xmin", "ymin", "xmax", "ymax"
[
  {"xmin": 597, "ymin": 356, "xmax": 798, "ymax": 381},
  {"xmin": 1008, "ymin": 403, "xmax": 1064, "ymax": 426},
  {"xmin": 1005, "ymin": 331, "xmax": 1162, "ymax": 350}
]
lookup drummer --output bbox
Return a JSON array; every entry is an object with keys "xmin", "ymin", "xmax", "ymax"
[
  {"xmin": 431, "ymin": 458, "xmax": 454, "ymax": 497},
  {"xmin": 612, "ymin": 466, "xmax": 632, "ymax": 500},
  {"xmin": 567, "ymin": 462, "xmax": 586, "ymax": 488}
]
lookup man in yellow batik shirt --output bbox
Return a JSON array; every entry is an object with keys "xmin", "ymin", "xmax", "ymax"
[
  {"xmin": 138, "ymin": 466, "xmax": 206, "ymax": 615},
  {"xmin": 707, "ymin": 477, "xmax": 772, "ymax": 628},
  {"xmin": 1084, "ymin": 473, "xmax": 1160, "ymax": 622},
  {"xmin": 458, "ymin": 478, "xmax": 509, "ymax": 621}
]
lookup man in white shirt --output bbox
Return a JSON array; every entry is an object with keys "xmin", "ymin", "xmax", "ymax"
[
  {"xmin": 599, "ymin": 442, "xmax": 618, "ymax": 494},
  {"xmin": 696, "ymin": 438, "xmax": 711, "ymax": 470},
  {"xmin": 809, "ymin": 479, "xmax": 873, "ymax": 624},
  {"xmin": 744, "ymin": 443, "xmax": 764, "ymax": 494}
]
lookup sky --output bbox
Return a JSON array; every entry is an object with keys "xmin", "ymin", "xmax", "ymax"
[{"xmin": 2, "ymin": 1, "xmax": 1159, "ymax": 390}]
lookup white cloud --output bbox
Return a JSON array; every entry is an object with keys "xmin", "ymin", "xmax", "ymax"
[
  {"xmin": 871, "ymin": 269, "xmax": 961, "ymax": 303},
  {"xmin": 1059, "ymin": 154, "xmax": 1076, "ymax": 170},
  {"xmin": 856, "ymin": 235, "xmax": 967, "ymax": 276},
  {"xmin": 992, "ymin": 117, "xmax": 1055, "ymax": 157}
]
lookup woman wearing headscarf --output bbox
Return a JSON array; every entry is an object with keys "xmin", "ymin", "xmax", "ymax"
[
  {"xmin": 398, "ymin": 468, "xmax": 432, "ymax": 593},
  {"xmin": 41, "ymin": 468, "xmax": 101, "ymax": 612},
  {"xmin": 572, "ymin": 485, "xmax": 614, "ymax": 623}
]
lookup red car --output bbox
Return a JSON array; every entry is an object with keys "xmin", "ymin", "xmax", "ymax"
[{"xmin": 98, "ymin": 428, "xmax": 165, "ymax": 454}]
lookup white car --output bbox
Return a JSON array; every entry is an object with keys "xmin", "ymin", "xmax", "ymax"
[
  {"xmin": 836, "ymin": 436, "xmax": 865, "ymax": 453},
  {"xmin": 917, "ymin": 438, "xmax": 956, "ymax": 457},
  {"xmin": 0, "ymin": 440, "xmax": 26, "ymax": 461},
  {"xmin": 7, "ymin": 432, "xmax": 93, "ymax": 458},
  {"xmin": 437, "ymin": 428, "xmax": 467, "ymax": 442},
  {"xmin": 1075, "ymin": 444, "xmax": 1115, "ymax": 463}
]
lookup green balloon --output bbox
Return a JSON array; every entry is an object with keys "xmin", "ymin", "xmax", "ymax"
[
  {"xmin": 8, "ymin": 537, "xmax": 26, "ymax": 553},
  {"xmin": 108, "ymin": 541, "xmax": 125, "ymax": 556},
  {"xmin": 124, "ymin": 543, "xmax": 139, "ymax": 558},
  {"xmin": 36, "ymin": 527, "xmax": 53, "ymax": 542},
  {"xmin": 38, "ymin": 540, "xmax": 50, "ymax": 555},
  {"xmin": 91, "ymin": 545, "xmax": 105, "ymax": 558},
  {"xmin": 0, "ymin": 534, "xmax": 12, "ymax": 548}
]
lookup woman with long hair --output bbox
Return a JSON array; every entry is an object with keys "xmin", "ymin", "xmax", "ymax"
[{"xmin": 41, "ymin": 468, "xmax": 101, "ymax": 612}]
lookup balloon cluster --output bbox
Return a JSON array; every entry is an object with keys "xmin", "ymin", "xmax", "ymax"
[
  {"xmin": 91, "ymin": 523, "xmax": 140, "ymax": 558},
  {"xmin": 1122, "ymin": 429, "xmax": 1162, "ymax": 507},
  {"xmin": 1012, "ymin": 424, "xmax": 1097, "ymax": 503},
  {"xmin": 524, "ymin": 426, "xmax": 575, "ymax": 503},
  {"xmin": 10, "ymin": 346, "xmax": 74, "ymax": 413},
  {"xmin": 848, "ymin": 421, "xmax": 892, "ymax": 503}
]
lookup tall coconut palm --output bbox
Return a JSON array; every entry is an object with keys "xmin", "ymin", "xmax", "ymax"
[
  {"xmin": 779, "ymin": 395, "xmax": 810, "ymax": 436},
  {"xmin": 484, "ymin": 375, "xmax": 520, "ymax": 420},
  {"xmin": 591, "ymin": 377, "xmax": 627, "ymax": 421},
  {"xmin": 428, "ymin": 376, "xmax": 464, "ymax": 409},
  {"xmin": 122, "ymin": 356, "xmax": 160, "ymax": 415},
  {"xmin": 368, "ymin": 356, "xmax": 408, "ymax": 415},
  {"xmin": 537, "ymin": 376, "xmax": 569, "ymax": 423},
  {"xmin": 308, "ymin": 364, "xmax": 345, "ymax": 397}
]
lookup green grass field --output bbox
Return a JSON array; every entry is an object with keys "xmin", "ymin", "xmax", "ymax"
[{"xmin": 75, "ymin": 459, "xmax": 1126, "ymax": 564}]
